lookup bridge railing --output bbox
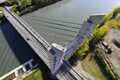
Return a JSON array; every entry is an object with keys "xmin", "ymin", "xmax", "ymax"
[{"xmin": 9, "ymin": 7, "xmax": 51, "ymax": 50}]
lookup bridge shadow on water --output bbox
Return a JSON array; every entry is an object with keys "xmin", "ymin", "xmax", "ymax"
[
  {"xmin": 0, "ymin": 22, "xmax": 51, "ymax": 79},
  {"xmin": 1, "ymin": 22, "xmax": 38, "ymax": 65}
]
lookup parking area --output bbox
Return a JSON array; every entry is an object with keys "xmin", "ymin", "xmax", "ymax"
[{"xmin": 103, "ymin": 28, "xmax": 120, "ymax": 73}]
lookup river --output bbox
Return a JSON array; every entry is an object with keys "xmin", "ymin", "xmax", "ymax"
[
  {"xmin": 21, "ymin": 0, "xmax": 120, "ymax": 45},
  {"xmin": 0, "ymin": 0, "xmax": 120, "ymax": 79}
]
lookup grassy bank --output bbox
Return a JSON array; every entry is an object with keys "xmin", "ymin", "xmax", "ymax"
[
  {"xmin": 6, "ymin": 0, "xmax": 61, "ymax": 16},
  {"xmin": 23, "ymin": 64, "xmax": 52, "ymax": 80},
  {"xmin": 81, "ymin": 53, "xmax": 108, "ymax": 80},
  {"xmin": 116, "ymin": 19, "xmax": 120, "ymax": 30}
]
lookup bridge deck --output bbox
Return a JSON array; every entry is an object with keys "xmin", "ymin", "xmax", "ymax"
[
  {"xmin": 3, "ymin": 6, "xmax": 51, "ymax": 68},
  {"xmin": 56, "ymin": 61, "xmax": 84, "ymax": 80}
]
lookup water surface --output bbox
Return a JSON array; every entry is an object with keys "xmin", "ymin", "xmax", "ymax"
[{"xmin": 21, "ymin": 0, "xmax": 120, "ymax": 45}]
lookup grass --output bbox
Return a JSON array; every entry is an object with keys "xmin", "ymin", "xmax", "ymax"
[
  {"xmin": 116, "ymin": 20, "xmax": 120, "ymax": 30},
  {"xmin": 0, "ymin": 7, "xmax": 3, "ymax": 10},
  {"xmin": 23, "ymin": 64, "xmax": 52, "ymax": 80},
  {"xmin": 23, "ymin": 69, "xmax": 43, "ymax": 80},
  {"xmin": 112, "ymin": 6, "xmax": 120, "ymax": 16},
  {"xmin": 117, "ymin": 20, "xmax": 120, "ymax": 24},
  {"xmin": 82, "ymin": 74, "xmax": 90, "ymax": 80},
  {"xmin": 81, "ymin": 53, "xmax": 108, "ymax": 80},
  {"xmin": 119, "ymin": 73, "xmax": 120, "ymax": 76}
]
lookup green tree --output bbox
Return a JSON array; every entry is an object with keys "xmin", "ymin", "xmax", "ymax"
[
  {"xmin": 91, "ymin": 27, "xmax": 105, "ymax": 44},
  {"xmin": 73, "ymin": 38, "xmax": 89, "ymax": 58},
  {"xmin": 105, "ymin": 19, "xmax": 117, "ymax": 28},
  {"xmin": 20, "ymin": 0, "xmax": 32, "ymax": 9},
  {"xmin": 98, "ymin": 12, "xmax": 113, "ymax": 27}
]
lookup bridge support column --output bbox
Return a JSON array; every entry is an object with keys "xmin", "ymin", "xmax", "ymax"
[{"xmin": 48, "ymin": 43, "xmax": 65, "ymax": 76}]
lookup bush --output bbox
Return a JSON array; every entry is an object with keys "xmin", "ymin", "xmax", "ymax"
[
  {"xmin": 105, "ymin": 19, "xmax": 117, "ymax": 28},
  {"xmin": 112, "ymin": 6, "xmax": 120, "ymax": 16},
  {"xmin": 94, "ymin": 49, "xmax": 119, "ymax": 80},
  {"xmin": 73, "ymin": 38, "xmax": 89, "ymax": 58},
  {"xmin": 69, "ymin": 38, "xmax": 89, "ymax": 66},
  {"xmin": 16, "ymin": 11, "xmax": 20, "ymax": 15},
  {"xmin": 91, "ymin": 19, "xmax": 117, "ymax": 44},
  {"xmin": 98, "ymin": 12, "xmax": 113, "ymax": 27},
  {"xmin": 11, "ymin": 7, "xmax": 17, "ymax": 12},
  {"xmin": 7, "ymin": 0, "xmax": 18, "ymax": 6}
]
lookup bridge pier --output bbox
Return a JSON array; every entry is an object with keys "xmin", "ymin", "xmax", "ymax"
[
  {"xmin": 48, "ymin": 43, "xmax": 65, "ymax": 75},
  {"xmin": 49, "ymin": 72, "xmax": 58, "ymax": 80}
]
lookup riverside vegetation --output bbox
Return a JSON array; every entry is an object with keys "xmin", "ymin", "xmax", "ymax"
[
  {"xmin": 0, "ymin": 0, "xmax": 60, "ymax": 24},
  {"xmin": 69, "ymin": 6, "xmax": 120, "ymax": 80},
  {"xmin": 6, "ymin": 0, "xmax": 60, "ymax": 16}
]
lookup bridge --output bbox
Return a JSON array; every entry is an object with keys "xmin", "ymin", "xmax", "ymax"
[
  {"xmin": 2, "ymin": 6, "xmax": 85, "ymax": 80},
  {"xmin": 0, "ymin": 1, "xmax": 104, "ymax": 80}
]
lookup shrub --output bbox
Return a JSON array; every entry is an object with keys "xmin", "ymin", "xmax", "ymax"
[
  {"xmin": 116, "ymin": 16, "xmax": 120, "ymax": 21},
  {"xmin": 11, "ymin": 7, "xmax": 17, "ymax": 12},
  {"xmin": 98, "ymin": 12, "xmax": 113, "ymax": 27},
  {"xmin": 105, "ymin": 19, "xmax": 117, "ymax": 28},
  {"xmin": 94, "ymin": 49, "xmax": 119, "ymax": 80},
  {"xmin": 112, "ymin": 6, "xmax": 120, "ymax": 16},
  {"xmin": 16, "ymin": 11, "xmax": 20, "ymax": 15},
  {"xmin": 7, "ymin": 0, "xmax": 18, "ymax": 6},
  {"xmin": 73, "ymin": 38, "xmax": 89, "ymax": 58},
  {"xmin": 91, "ymin": 19, "xmax": 117, "ymax": 44},
  {"xmin": 91, "ymin": 26, "xmax": 106, "ymax": 44}
]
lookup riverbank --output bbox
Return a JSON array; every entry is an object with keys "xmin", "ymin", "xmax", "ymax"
[
  {"xmin": 6, "ymin": 0, "xmax": 61, "ymax": 16},
  {"xmin": 0, "ymin": 0, "xmax": 61, "ymax": 25}
]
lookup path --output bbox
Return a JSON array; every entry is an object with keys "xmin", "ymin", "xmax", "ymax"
[{"xmin": 73, "ymin": 57, "xmax": 98, "ymax": 80}]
